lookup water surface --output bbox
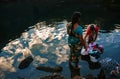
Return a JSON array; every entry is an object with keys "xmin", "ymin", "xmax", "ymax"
[{"xmin": 0, "ymin": 20, "xmax": 120, "ymax": 79}]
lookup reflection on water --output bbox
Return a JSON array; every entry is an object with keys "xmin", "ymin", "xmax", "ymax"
[{"xmin": 0, "ymin": 20, "xmax": 120, "ymax": 79}]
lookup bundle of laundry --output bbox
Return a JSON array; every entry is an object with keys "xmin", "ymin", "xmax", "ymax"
[{"xmin": 81, "ymin": 42, "xmax": 104, "ymax": 62}]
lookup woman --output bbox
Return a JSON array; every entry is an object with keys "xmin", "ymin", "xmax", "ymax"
[
  {"xmin": 84, "ymin": 24, "xmax": 99, "ymax": 44},
  {"xmin": 66, "ymin": 12, "xmax": 87, "ymax": 69}
]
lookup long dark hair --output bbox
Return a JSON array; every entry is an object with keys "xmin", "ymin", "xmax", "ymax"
[{"xmin": 70, "ymin": 12, "xmax": 81, "ymax": 34}]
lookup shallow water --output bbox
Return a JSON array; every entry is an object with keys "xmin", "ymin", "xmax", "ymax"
[{"xmin": 0, "ymin": 20, "xmax": 120, "ymax": 79}]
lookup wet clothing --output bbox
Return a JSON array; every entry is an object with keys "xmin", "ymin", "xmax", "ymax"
[
  {"xmin": 66, "ymin": 22, "xmax": 83, "ymax": 59},
  {"xmin": 68, "ymin": 25, "xmax": 83, "ymax": 46},
  {"xmin": 86, "ymin": 25, "xmax": 99, "ymax": 43},
  {"xmin": 88, "ymin": 42, "xmax": 103, "ymax": 59}
]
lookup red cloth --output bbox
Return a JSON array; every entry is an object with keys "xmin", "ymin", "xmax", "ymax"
[
  {"xmin": 86, "ymin": 25, "xmax": 99, "ymax": 42},
  {"xmin": 86, "ymin": 25, "xmax": 99, "ymax": 35}
]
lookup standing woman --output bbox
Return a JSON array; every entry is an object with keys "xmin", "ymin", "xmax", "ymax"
[{"xmin": 66, "ymin": 12, "xmax": 87, "ymax": 69}]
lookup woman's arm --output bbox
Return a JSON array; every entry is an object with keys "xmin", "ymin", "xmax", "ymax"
[
  {"xmin": 79, "ymin": 35, "xmax": 87, "ymax": 50},
  {"xmin": 84, "ymin": 34, "xmax": 88, "ymax": 43},
  {"xmin": 94, "ymin": 25, "xmax": 99, "ymax": 41},
  {"xmin": 94, "ymin": 32, "xmax": 98, "ymax": 41},
  {"xmin": 84, "ymin": 26, "xmax": 90, "ymax": 43}
]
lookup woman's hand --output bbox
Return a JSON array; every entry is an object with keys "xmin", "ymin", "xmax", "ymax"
[{"xmin": 84, "ymin": 45, "xmax": 88, "ymax": 51}]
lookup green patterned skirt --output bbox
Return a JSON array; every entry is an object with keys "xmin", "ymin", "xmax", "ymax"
[{"xmin": 69, "ymin": 42, "xmax": 83, "ymax": 61}]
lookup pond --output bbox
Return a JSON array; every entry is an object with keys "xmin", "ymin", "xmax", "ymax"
[
  {"xmin": 0, "ymin": 20, "xmax": 120, "ymax": 79},
  {"xmin": 0, "ymin": 1, "xmax": 120, "ymax": 79}
]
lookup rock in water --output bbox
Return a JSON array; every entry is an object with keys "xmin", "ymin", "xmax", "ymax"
[
  {"xmin": 97, "ymin": 69, "xmax": 106, "ymax": 79},
  {"xmin": 39, "ymin": 74, "xmax": 66, "ymax": 79},
  {"xmin": 36, "ymin": 66, "xmax": 63, "ymax": 73},
  {"xmin": 18, "ymin": 56, "xmax": 33, "ymax": 69}
]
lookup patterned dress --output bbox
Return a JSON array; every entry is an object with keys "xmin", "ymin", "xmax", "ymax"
[{"xmin": 66, "ymin": 22, "xmax": 83, "ymax": 60}]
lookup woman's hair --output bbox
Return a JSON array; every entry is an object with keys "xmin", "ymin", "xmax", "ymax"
[
  {"xmin": 90, "ymin": 24, "xmax": 95, "ymax": 31},
  {"xmin": 70, "ymin": 12, "xmax": 81, "ymax": 35},
  {"xmin": 71, "ymin": 12, "xmax": 81, "ymax": 25}
]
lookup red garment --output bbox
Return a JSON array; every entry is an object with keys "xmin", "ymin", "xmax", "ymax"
[{"xmin": 86, "ymin": 25, "xmax": 99, "ymax": 42}]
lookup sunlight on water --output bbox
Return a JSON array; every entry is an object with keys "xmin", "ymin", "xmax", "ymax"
[
  {"xmin": 0, "ymin": 20, "xmax": 69, "ymax": 79},
  {"xmin": 0, "ymin": 20, "xmax": 120, "ymax": 78},
  {"xmin": 33, "ymin": 56, "xmax": 48, "ymax": 66},
  {"xmin": 0, "ymin": 56, "xmax": 16, "ymax": 72},
  {"xmin": 97, "ymin": 29, "xmax": 120, "ymax": 46}
]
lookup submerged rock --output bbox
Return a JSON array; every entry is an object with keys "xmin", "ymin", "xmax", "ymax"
[
  {"xmin": 36, "ymin": 65, "xmax": 63, "ymax": 73},
  {"xmin": 18, "ymin": 56, "xmax": 33, "ymax": 69},
  {"xmin": 39, "ymin": 74, "xmax": 66, "ymax": 79}
]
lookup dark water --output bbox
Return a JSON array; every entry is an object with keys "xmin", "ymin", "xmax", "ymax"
[
  {"xmin": 0, "ymin": 1, "xmax": 120, "ymax": 79},
  {"xmin": 0, "ymin": 1, "xmax": 120, "ymax": 50}
]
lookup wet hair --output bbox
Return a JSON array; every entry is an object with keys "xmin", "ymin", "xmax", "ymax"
[
  {"xmin": 71, "ymin": 12, "xmax": 81, "ymax": 25},
  {"xmin": 90, "ymin": 24, "xmax": 95, "ymax": 31},
  {"xmin": 70, "ymin": 12, "xmax": 81, "ymax": 35}
]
